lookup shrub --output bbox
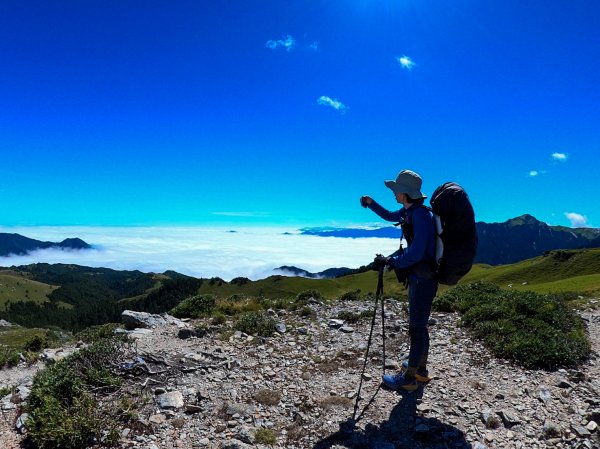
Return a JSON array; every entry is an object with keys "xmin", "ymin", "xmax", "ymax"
[
  {"xmin": 26, "ymin": 334, "xmax": 132, "ymax": 448},
  {"xmin": 216, "ymin": 296, "xmax": 262, "ymax": 316},
  {"xmin": 296, "ymin": 289, "xmax": 322, "ymax": 303},
  {"xmin": 170, "ymin": 294, "xmax": 216, "ymax": 318},
  {"xmin": 339, "ymin": 290, "xmax": 361, "ymax": 301},
  {"xmin": 75, "ymin": 324, "xmax": 119, "ymax": 344},
  {"xmin": 234, "ymin": 311, "xmax": 276, "ymax": 337},
  {"xmin": 211, "ymin": 312, "xmax": 227, "ymax": 325},
  {"xmin": 0, "ymin": 348, "xmax": 21, "ymax": 368},
  {"xmin": 299, "ymin": 306, "xmax": 315, "ymax": 318},
  {"xmin": 255, "ymin": 428, "xmax": 278, "ymax": 445},
  {"xmin": 436, "ymin": 281, "xmax": 591, "ymax": 369},
  {"xmin": 337, "ymin": 310, "xmax": 373, "ymax": 324}
]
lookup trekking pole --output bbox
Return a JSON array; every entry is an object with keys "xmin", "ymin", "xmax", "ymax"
[{"xmin": 350, "ymin": 266, "xmax": 385, "ymax": 424}]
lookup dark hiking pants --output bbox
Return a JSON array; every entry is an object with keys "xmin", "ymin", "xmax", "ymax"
[{"xmin": 407, "ymin": 275, "xmax": 439, "ymax": 370}]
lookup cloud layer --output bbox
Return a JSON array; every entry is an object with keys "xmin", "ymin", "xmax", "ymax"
[{"xmin": 0, "ymin": 226, "xmax": 397, "ymax": 281}]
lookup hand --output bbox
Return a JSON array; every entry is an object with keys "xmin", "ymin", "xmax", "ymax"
[
  {"xmin": 372, "ymin": 254, "xmax": 389, "ymax": 271},
  {"xmin": 360, "ymin": 195, "xmax": 373, "ymax": 208}
]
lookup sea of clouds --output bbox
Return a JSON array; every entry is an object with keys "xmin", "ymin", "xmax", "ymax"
[{"xmin": 0, "ymin": 226, "xmax": 401, "ymax": 281}]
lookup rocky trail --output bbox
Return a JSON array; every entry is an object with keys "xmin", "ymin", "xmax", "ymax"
[{"xmin": 1, "ymin": 299, "xmax": 599, "ymax": 449}]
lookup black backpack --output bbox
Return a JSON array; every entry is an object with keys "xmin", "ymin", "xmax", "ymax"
[{"xmin": 430, "ymin": 182, "xmax": 478, "ymax": 285}]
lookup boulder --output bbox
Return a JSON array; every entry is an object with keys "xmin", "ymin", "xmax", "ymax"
[
  {"xmin": 122, "ymin": 310, "xmax": 167, "ymax": 329},
  {"xmin": 157, "ymin": 391, "xmax": 184, "ymax": 410}
]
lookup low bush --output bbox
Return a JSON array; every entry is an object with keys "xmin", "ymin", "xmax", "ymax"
[
  {"xmin": 434, "ymin": 281, "xmax": 591, "ymax": 369},
  {"xmin": 336, "ymin": 310, "xmax": 374, "ymax": 324},
  {"xmin": 26, "ymin": 334, "xmax": 133, "ymax": 448},
  {"xmin": 296, "ymin": 289, "xmax": 322, "ymax": 303},
  {"xmin": 234, "ymin": 311, "xmax": 276, "ymax": 337},
  {"xmin": 75, "ymin": 324, "xmax": 120, "ymax": 344},
  {"xmin": 254, "ymin": 428, "xmax": 277, "ymax": 445},
  {"xmin": 216, "ymin": 296, "xmax": 262, "ymax": 316},
  {"xmin": 339, "ymin": 290, "xmax": 361, "ymax": 301},
  {"xmin": 170, "ymin": 294, "xmax": 216, "ymax": 318}
]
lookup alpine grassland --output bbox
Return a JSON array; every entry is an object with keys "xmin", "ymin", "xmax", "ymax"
[
  {"xmin": 0, "ymin": 271, "xmax": 58, "ymax": 310},
  {"xmin": 462, "ymin": 248, "xmax": 600, "ymax": 295},
  {"xmin": 433, "ymin": 281, "xmax": 591, "ymax": 369}
]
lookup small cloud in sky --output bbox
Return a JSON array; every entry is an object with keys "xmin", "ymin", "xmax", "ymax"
[
  {"xmin": 565, "ymin": 212, "xmax": 589, "ymax": 228},
  {"xmin": 309, "ymin": 41, "xmax": 319, "ymax": 51},
  {"xmin": 552, "ymin": 152, "xmax": 568, "ymax": 162},
  {"xmin": 211, "ymin": 212, "xmax": 270, "ymax": 218},
  {"xmin": 529, "ymin": 170, "xmax": 539, "ymax": 177},
  {"xmin": 266, "ymin": 35, "xmax": 296, "ymax": 51},
  {"xmin": 317, "ymin": 96, "xmax": 348, "ymax": 112},
  {"xmin": 396, "ymin": 55, "xmax": 415, "ymax": 70}
]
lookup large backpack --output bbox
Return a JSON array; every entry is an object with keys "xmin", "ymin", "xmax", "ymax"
[{"xmin": 429, "ymin": 182, "xmax": 478, "ymax": 285}]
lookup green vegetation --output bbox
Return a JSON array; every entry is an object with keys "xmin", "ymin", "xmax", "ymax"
[
  {"xmin": 170, "ymin": 294, "xmax": 216, "ymax": 318},
  {"xmin": 234, "ymin": 311, "xmax": 277, "ymax": 337},
  {"xmin": 254, "ymin": 428, "xmax": 278, "ymax": 445},
  {"xmin": 26, "ymin": 334, "xmax": 134, "ymax": 449},
  {"xmin": 463, "ymin": 249, "xmax": 600, "ymax": 294},
  {"xmin": 336, "ymin": 309, "xmax": 374, "ymax": 324},
  {"xmin": 1, "ymin": 264, "xmax": 202, "ymax": 331},
  {"xmin": 0, "ymin": 272, "xmax": 57, "ymax": 310},
  {"xmin": 434, "ymin": 282, "xmax": 591, "ymax": 369}
]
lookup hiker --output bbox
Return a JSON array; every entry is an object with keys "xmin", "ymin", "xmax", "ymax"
[{"xmin": 360, "ymin": 169, "xmax": 438, "ymax": 392}]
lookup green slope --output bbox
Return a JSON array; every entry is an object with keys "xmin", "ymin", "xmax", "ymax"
[
  {"xmin": 461, "ymin": 248, "xmax": 600, "ymax": 294},
  {"xmin": 199, "ymin": 248, "xmax": 600, "ymax": 299},
  {"xmin": 0, "ymin": 271, "xmax": 58, "ymax": 311},
  {"xmin": 199, "ymin": 270, "xmax": 409, "ymax": 299}
]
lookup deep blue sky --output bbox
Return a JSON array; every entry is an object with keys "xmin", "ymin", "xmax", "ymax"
[{"xmin": 1, "ymin": 1, "xmax": 599, "ymax": 227}]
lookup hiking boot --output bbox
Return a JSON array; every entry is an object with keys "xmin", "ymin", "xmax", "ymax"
[
  {"xmin": 401, "ymin": 361, "xmax": 432, "ymax": 383},
  {"xmin": 381, "ymin": 372, "xmax": 418, "ymax": 392}
]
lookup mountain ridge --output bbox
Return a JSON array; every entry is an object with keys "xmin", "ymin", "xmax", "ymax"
[{"xmin": 0, "ymin": 233, "xmax": 91, "ymax": 257}]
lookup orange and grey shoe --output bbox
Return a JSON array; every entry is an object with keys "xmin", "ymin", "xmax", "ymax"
[
  {"xmin": 401, "ymin": 361, "xmax": 433, "ymax": 384},
  {"xmin": 381, "ymin": 372, "xmax": 418, "ymax": 392}
]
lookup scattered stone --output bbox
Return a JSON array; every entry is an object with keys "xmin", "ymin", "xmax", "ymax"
[
  {"xmin": 157, "ymin": 391, "xmax": 184, "ymax": 410},
  {"xmin": 275, "ymin": 323, "xmax": 286, "ymax": 334},
  {"xmin": 556, "ymin": 378, "xmax": 573, "ymax": 389},
  {"xmin": 221, "ymin": 439, "xmax": 250, "ymax": 449},
  {"xmin": 178, "ymin": 328, "xmax": 206, "ymax": 339},
  {"xmin": 586, "ymin": 420, "xmax": 597, "ymax": 432},
  {"xmin": 15, "ymin": 413, "xmax": 29, "ymax": 434},
  {"xmin": 328, "ymin": 319, "xmax": 344, "ymax": 328},
  {"xmin": 543, "ymin": 420, "xmax": 562, "ymax": 438},
  {"xmin": 339, "ymin": 326, "xmax": 355, "ymax": 333},
  {"xmin": 571, "ymin": 425, "xmax": 591, "ymax": 438},
  {"xmin": 539, "ymin": 386, "xmax": 552, "ymax": 403},
  {"xmin": 149, "ymin": 414, "xmax": 166, "ymax": 424},
  {"xmin": 185, "ymin": 404, "xmax": 203, "ymax": 413},
  {"xmin": 497, "ymin": 410, "xmax": 521, "ymax": 428}
]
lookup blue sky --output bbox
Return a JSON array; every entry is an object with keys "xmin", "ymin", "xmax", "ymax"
[{"xmin": 1, "ymin": 1, "xmax": 599, "ymax": 228}]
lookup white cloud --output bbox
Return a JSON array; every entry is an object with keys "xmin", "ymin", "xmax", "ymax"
[
  {"xmin": 211, "ymin": 212, "xmax": 270, "ymax": 218},
  {"xmin": 0, "ymin": 226, "xmax": 396, "ymax": 281},
  {"xmin": 529, "ymin": 170, "xmax": 539, "ymax": 177},
  {"xmin": 396, "ymin": 55, "xmax": 415, "ymax": 70},
  {"xmin": 265, "ymin": 35, "xmax": 296, "ymax": 52},
  {"xmin": 564, "ymin": 212, "xmax": 589, "ymax": 228},
  {"xmin": 309, "ymin": 41, "xmax": 319, "ymax": 51},
  {"xmin": 552, "ymin": 152, "xmax": 568, "ymax": 162},
  {"xmin": 317, "ymin": 96, "xmax": 348, "ymax": 112}
]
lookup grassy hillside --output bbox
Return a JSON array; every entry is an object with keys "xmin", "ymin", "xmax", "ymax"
[
  {"xmin": 198, "ymin": 270, "xmax": 409, "ymax": 300},
  {"xmin": 0, "ymin": 271, "xmax": 57, "ymax": 311},
  {"xmin": 462, "ymin": 248, "xmax": 600, "ymax": 294},
  {"xmin": 199, "ymin": 248, "xmax": 600, "ymax": 300}
]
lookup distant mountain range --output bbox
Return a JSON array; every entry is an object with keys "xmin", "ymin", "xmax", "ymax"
[
  {"xmin": 275, "ymin": 265, "xmax": 353, "ymax": 278},
  {"xmin": 0, "ymin": 233, "xmax": 91, "ymax": 257},
  {"xmin": 300, "ymin": 214, "xmax": 600, "ymax": 266}
]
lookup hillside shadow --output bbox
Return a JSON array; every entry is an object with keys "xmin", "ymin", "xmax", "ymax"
[{"xmin": 313, "ymin": 385, "xmax": 472, "ymax": 449}]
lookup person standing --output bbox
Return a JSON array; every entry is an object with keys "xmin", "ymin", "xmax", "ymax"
[{"xmin": 361, "ymin": 169, "xmax": 438, "ymax": 392}]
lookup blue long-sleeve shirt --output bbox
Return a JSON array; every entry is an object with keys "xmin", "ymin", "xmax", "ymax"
[{"xmin": 368, "ymin": 200, "xmax": 436, "ymax": 270}]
